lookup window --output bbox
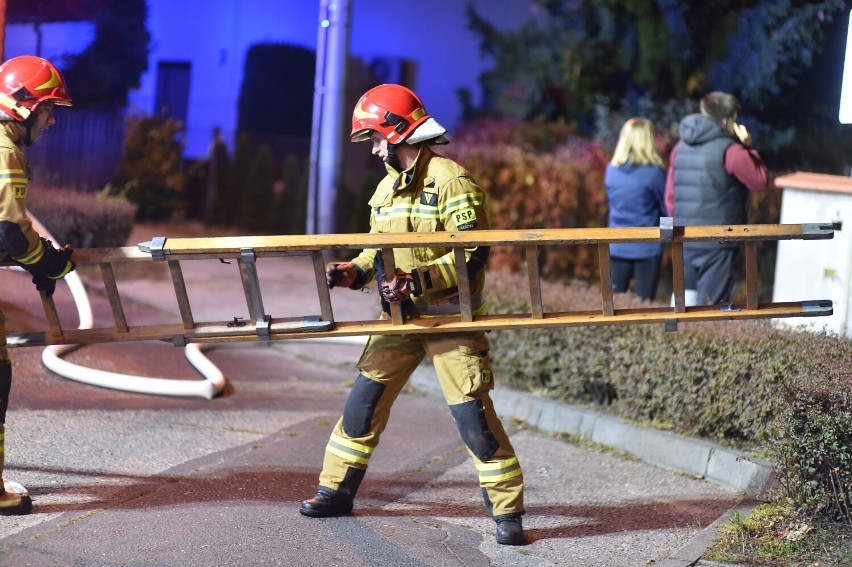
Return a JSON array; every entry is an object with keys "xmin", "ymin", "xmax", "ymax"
[{"xmin": 155, "ymin": 61, "xmax": 191, "ymax": 125}]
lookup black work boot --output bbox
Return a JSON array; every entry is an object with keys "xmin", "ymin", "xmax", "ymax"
[
  {"xmin": 495, "ymin": 514, "xmax": 525, "ymax": 545},
  {"xmin": 299, "ymin": 487, "xmax": 353, "ymax": 518},
  {"xmin": 0, "ymin": 479, "xmax": 33, "ymax": 516}
]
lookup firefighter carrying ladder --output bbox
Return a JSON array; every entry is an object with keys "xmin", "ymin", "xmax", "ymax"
[{"xmin": 2, "ymin": 219, "xmax": 833, "ymax": 396}]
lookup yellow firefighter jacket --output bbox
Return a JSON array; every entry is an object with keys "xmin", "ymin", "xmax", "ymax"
[
  {"xmin": 351, "ymin": 145, "xmax": 489, "ymax": 315},
  {"xmin": 0, "ymin": 123, "xmax": 42, "ymax": 263}
]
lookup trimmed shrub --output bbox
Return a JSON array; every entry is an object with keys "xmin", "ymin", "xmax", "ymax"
[
  {"xmin": 774, "ymin": 365, "xmax": 852, "ymax": 523},
  {"xmin": 486, "ymin": 269, "xmax": 852, "ymax": 522},
  {"xmin": 443, "ymin": 118, "xmax": 609, "ymax": 281},
  {"xmin": 111, "ymin": 114, "xmax": 185, "ymax": 221},
  {"xmin": 26, "ymin": 186, "xmax": 137, "ymax": 248}
]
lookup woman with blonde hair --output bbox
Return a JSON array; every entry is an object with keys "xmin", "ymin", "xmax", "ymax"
[{"xmin": 605, "ymin": 118, "xmax": 666, "ymax": 301}]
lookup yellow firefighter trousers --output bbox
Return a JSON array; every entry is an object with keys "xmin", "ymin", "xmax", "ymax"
[{"xmin": 318, "ymin": 330, "xmax": 524, "ymax": 517}]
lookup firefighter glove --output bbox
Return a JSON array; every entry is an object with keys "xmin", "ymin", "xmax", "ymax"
[
  {"xmin": 326, "ymin": 262, "xmax": 357, "ymax": 289},
  {"xmin": 380, "ymin": 269, "xmax": 422, "ymax": 303},
  {"xmin": 17, "ymin": 239, "xmax": 76, "ymax": 298},
  {"xmin": 32, "ymin": 273, "xmax": 56, "ymax": 298}
]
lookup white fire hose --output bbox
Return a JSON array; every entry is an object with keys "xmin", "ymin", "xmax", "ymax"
[{"xmin": 30, "ymin": 216, "xmax": 226, "ymax": 399}]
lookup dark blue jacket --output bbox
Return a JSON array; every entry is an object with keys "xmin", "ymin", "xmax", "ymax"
[{"xmin": 605, "ymin": 163, "xmax": 666, "ymax": 259}]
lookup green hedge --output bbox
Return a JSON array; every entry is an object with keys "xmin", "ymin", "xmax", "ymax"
[
  {"xmin": 486, "ymin": 270, "xmax": 852, "ymax": 522},
  {"xmin": 774, "ymin": 363, "xmax": 852, "ymax": 522},
  {"xmin": 25, "ymin": 187, "xmax": 137, "ymax": 248}
]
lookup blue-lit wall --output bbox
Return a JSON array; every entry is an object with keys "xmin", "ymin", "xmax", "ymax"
[{"xmin": 5, "ymin": 0, "xmax": 532, "ymax": 158}]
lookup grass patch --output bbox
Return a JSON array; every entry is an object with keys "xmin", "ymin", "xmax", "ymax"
[{"xmin": 706, "ymin": 496, "xmax": 852, "ymax": 566}]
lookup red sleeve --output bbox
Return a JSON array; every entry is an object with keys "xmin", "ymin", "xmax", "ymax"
[
  {"xmin": 724, "ymin": 144, "xmax": 768, "ymax": 193},
  {"xmin": 664, "ymin": 144, "xmax": 677, "ymax": 216}
]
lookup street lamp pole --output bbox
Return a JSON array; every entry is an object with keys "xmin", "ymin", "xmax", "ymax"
[{"xmin": 307, "ymin": 0, "xmax": 350, "ymax": 234}]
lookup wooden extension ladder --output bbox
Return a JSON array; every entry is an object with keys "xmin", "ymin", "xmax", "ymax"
[{"xmin": 5, "ymin": 219, "xmax": 834, "ymax": 348}]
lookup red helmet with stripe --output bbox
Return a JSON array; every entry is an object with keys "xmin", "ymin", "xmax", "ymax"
[
  {"xmin": 350, "ymin": 84, "xmax": 431, "ymax": 145},
  {"xmin": 0, "ymin": 56, "xmax": 72, "ymax": 122}
]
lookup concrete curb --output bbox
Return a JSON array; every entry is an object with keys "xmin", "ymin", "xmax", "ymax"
[
  {"xmin": 656, "ymin": 501, "xmax": 759, "ymax": 567},
  {"xmin": 409, "ymin": 363, "xmax": 775, "ymax": 497}
]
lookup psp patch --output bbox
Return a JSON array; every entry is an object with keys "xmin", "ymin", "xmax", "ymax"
[
  {"xmin": 13, "ymin": 185, "xmax": 26, "ymax": 199},
  {"xmin": 453, "ymin": 207, "xmax": 477, "ymax": 230}
]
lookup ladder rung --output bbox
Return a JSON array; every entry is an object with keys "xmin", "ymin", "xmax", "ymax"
[
  {"xmin": 168, "ymin": 260, "xmax": 195, "ymax": 329},
  {"xmin": 40, "ymin": 293, "xmax": 64, "ymax": 338},
  {"xmin": 311, "ymin": 251, "xmax": 335, "ymax": 324},
  {"xmin": 100, "ymin": 262, "xmax": 128, "ymax": 333},
  {"xmin": 380, "ymin": 248, "xmax": 404, "ymax": 325},
  {"xmin": 598, "ymin": 243, "xmax": 614, "ymax": 317},
  {"xmin": 745, "ymin": 242, "xmax": 759, "ymax": 310},
  {"xmin": 525, "ymin": 245, "xmax": 543, "ymax": 319},
  {"xmin": 237, "ymin": 249, "xmax": 270, "ymax": 339},
  {"xmin": 454, "ymin": 247, "xmax": 473, "ymax": 322},
  {"xmin": 671, "ymin": 242, "xmax": 686, "ymax": 313}
]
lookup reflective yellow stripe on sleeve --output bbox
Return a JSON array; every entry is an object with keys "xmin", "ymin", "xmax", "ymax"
[
  {"xmin": 15, "ymin": 238, "xmax": 44, "ymax": 265},
  {"xmin": 434, "ymin": 254, "xmax": 456, "ymax": 287},
  {"xmin": 0, "ymin": 168, "xmax": 28, "ymax": 184},
  {"xmin": 50, "ymin": 261, "xmax": 72, "ymax": 279},
  {"xmin": 475, "ymin": 457, "xmax": 522, "ymax": 484},
  {"xmin": 326, "ymin": 433, "xmax": 374, "ymax": 466},
  {"xmin": 440, "ymin": 193, "xmax": 483, "ymax": 217}
]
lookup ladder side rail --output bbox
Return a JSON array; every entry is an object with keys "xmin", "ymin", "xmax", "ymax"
[
  {"xmin": 100, "ymin": 262, "xmax": 129, "ymax": 333},
  {"xmin": 140, "ymin": 223, "xmax": 831, "ymax": 256},
  {"xmin": 524, "ymin": 245, "xmax": 544, "ymax": 319},
  {"xmin": 167, "ymin": 260, "xmax": 195, "ymax": 329},
  {"xmin": 597, "ymin": 243, "xmax": 615, "ymax": 317},
  {"xmin": 72, "ymin": 246, "xmax": 154, "ymax": 264},
  {"xmin": 8, "ymin": 297, "xmax": 832, "ymax": 349},
  {"xmin": 678, "ymin": 223, "xmax": 834, "ymax": 243},
  {"xmin": 311, "ymin": 251, "xmax": 335, "ymax": 324}
]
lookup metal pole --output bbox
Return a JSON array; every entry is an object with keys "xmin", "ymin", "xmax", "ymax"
[{"xmin": 307, "ymin": 0, "xmax": 350, "ymax": 234}]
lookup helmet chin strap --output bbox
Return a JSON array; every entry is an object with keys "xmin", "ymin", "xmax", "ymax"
[
  {"xmin": 22, "ymin": 120, "xmax": 34, "ymax": 147},
  {"xmin": 386, "ymin": 142, "xmax": 402, "ymax": 172}
]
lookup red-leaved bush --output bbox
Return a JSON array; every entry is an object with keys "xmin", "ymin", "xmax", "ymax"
[{"xmin": 443, "ymin": 118, "xmax": 610, "ymax": 280}]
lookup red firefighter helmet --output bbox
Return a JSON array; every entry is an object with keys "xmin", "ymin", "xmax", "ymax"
[
  {"xmin": 350, "ymin": 84, "xmax": 432, "ymax": 145},
  {"xmin": 0, "ymin": 56, "xmax": 72, "ymax": 122}
]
